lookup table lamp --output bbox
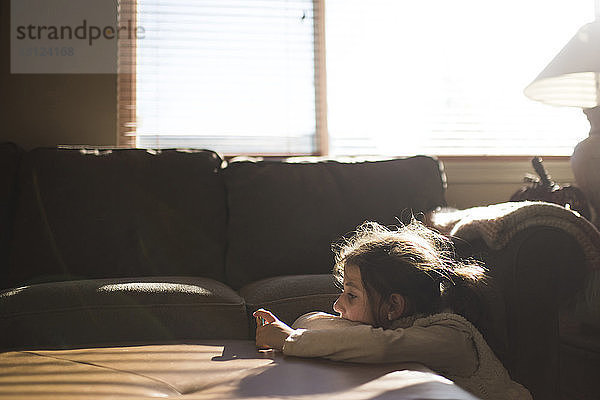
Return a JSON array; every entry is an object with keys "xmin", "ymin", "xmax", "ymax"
[{"xmin": 524, "ymin": 15, "xmax": 600, "ymax": 226}]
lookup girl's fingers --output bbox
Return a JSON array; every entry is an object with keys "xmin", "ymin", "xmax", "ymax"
[{"xmin": 253, "ymin": 308, "xmax": 277, "ymax": 324}]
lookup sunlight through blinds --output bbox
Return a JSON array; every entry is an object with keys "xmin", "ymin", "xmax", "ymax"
[
  {"xmin": 134, "ymin": 0, "xmax": 317, "ymax": 155},
  {"xmin": 326, "ymin": 0, "xmax": 593, "ymax": 156}
]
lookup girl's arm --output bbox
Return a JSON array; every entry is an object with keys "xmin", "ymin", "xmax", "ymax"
[
  {"xmin": 283, "ymin": 318, "xmax": 478, "ymax": 377},
  {"xmin": 254, "ymin": 309, "xmax": 359, "ymax": 350}
]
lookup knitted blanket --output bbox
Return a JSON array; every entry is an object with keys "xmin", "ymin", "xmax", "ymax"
[{"xmin": 429, "ymin": 201, "xmax": 600, "ymax": 326}]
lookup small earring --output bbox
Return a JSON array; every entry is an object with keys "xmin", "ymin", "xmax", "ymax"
[{"xmin": 387, "ymin": 312, "xmax": 393, "ymax": 321}]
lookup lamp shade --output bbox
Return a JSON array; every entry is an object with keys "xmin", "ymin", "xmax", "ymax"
[{"xmin": 524, "ymin": 20, "xmax": 600, "ymax": 108}]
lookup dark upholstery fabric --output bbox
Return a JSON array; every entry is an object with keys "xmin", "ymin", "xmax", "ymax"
[
  {"xmin": 224, "ymin": 156, "xmax": 446, "ymax": 289},
  {"xmin": 560, "ymin": 329, "xmax": 600, "ymax": 400},
  {"xmin": 239, "ymin": 274, "xmax": 341, "ymax": 337},
  {"xmin": 0, "ymin": 143, "xmax": 22, "ymax": 277},
  {"xmin": 454, "ymin": 227, "xmax": 587, "ymax": 400},
  {"xmin": 0, "ymin": 276, "xmax": 248, "ymax": 350},
  {"xmin": 6, "ymin": 148, "xmax": 227, "ymax": 289}
]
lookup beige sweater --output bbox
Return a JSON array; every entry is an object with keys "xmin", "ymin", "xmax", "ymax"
[{"xmin": 283, "ymin": 312, "xmax": 532, "ymax": 400}]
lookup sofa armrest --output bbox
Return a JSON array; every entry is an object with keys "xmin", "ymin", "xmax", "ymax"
[
  {"xmin": 559, "ymin": 313, "xmax": 600, "ymax": 400},
  {"xmin": 453, "ymin": 226, "xmax": 587, "ymax": 400}
]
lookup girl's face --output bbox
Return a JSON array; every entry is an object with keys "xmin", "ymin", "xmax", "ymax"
[{"xmin": 333, "ymin": 264, "xmax": 375, "ymax": 325}]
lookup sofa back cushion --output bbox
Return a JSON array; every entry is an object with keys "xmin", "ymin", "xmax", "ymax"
[
  {"xmin": 0, "ymin": 143, "xmax": 22, "ymax": 277},
  {"xmin": 224, "ymin": 156, "xmax": 446, "ymax": 289},
  {"xmin": 7, "ymin": 148, "xmax": 227, "ymax": 288}
]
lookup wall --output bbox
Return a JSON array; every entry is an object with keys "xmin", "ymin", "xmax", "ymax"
[
  {"xmin": 0, "ymin": 1, "xmax": 117, "ymax": 149},
  {"xmin": 442, "ymin": 158, "xmax": 577, "ymax": 209}
]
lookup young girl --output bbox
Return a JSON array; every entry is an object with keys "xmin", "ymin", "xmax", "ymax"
[{"xmin": 254, "ymin": 220, "xmax": 532, "ymax": 400}]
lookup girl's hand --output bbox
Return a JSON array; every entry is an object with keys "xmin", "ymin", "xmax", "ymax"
[{"xmin": 253, "ymin": 308, "xmax": 294, "ymax": 351}]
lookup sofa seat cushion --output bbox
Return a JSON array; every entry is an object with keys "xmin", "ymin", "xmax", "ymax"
[
  {"xmin": 239, "ymin": 274, "xmax": 341, "ymax": 335},
  {"xmin": 7, "ymin": 148, "xmax": 227, "ymax": 289},
  {"xmin": 224, "ymin": 156, "xmax": 446, "ymax": 289},
  {"xmin": 0, "ymin": 277, "xmax": 248, "ymax": 351}
]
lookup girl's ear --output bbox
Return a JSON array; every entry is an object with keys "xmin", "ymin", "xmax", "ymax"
[{"xmin": 387, "ymin": 293, "xmax": 406, "ymax": 320}]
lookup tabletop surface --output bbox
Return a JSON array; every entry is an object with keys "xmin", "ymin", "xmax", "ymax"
[{"xmin": 0, "ymin": 340, "xmax": 480, "ymax": 399}]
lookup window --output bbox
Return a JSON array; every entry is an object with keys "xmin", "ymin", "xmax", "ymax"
[
  {"xmin": 326, "ymin": 0, "xmax": 592, "ymax": 156},
  {"xmin": 118, "ymin": 0, "xmax": 321, "ymax": 155},
  {"xmin": 119, "ymin": 0, "xmax": 593, "ymax": 156}
]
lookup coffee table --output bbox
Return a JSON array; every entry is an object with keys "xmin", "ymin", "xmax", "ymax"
[{"xmin": 0, "ymin": 340, "xmax": 480, "ymax": 399}]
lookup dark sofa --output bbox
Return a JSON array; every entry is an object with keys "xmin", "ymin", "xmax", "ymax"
[{"xmin": 0, "ymin": 142, "xmax": 594, "ymax": 399}]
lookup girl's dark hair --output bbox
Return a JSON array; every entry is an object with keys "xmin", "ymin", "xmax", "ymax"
[{"xmin": 333, "ymin": 220, "xmax": 487, "ymax": 328}]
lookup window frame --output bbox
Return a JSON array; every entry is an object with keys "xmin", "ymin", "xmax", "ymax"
[{"xmin": 116, "ymin": 0, "xmax": 137, "ymax": 148}]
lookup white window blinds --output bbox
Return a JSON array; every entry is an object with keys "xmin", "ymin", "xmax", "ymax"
[
  {"xmin": 325, "ymin": 0, "xmax": 592, "ymax": 156},
  {"xmin": 130, "ymin": 0, "xmax": 318, "ymax": 155},
  {"xmin": 121, "ymin": 0, "xmax": 594, "ymax": 156}
]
